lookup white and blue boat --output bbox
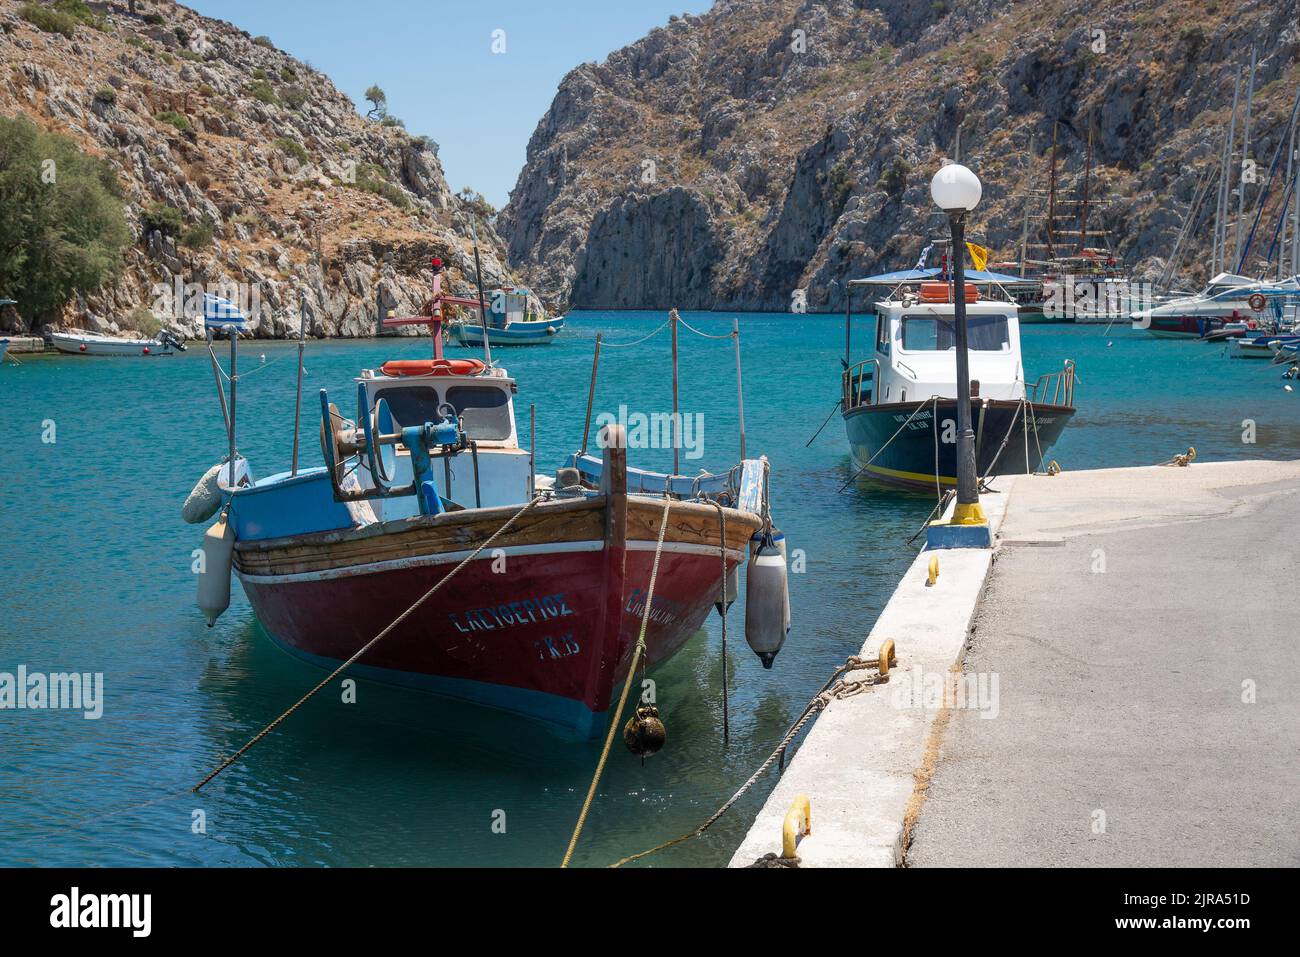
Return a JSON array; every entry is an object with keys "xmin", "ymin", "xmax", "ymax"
[{"xmin": 449, "ymin": 286, "xmax": 564, "ymax": 347}]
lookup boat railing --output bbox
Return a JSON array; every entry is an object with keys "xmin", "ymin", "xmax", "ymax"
[
  {"xmin": 1026, "ymin": 359, "xmax": 1076, "ymax": 408},
  {"xmin": 842, "ymin": 358, "xmax": 880, "ymax": 410}
]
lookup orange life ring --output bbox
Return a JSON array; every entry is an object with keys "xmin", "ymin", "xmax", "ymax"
[
  {"xmin": 1248, "ymin": 293, "xmax": 1267, "ymax": 313},
  {"xmin": 380, "ymin": 358, "xmax": 486, "ymax": 377}
]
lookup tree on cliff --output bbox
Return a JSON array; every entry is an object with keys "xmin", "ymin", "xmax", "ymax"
[
  {"xmin": 364, "ymin": 84, "xmax": 388, "ymax": 119},
  {"xmin": 0, "ymin": 116, "xmax": 131, "ymax": 320}
]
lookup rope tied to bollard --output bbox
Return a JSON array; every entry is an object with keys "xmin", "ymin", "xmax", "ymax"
[{"xmin": 609, "ymin": 643, "xmax": 897, "ymax": 868}]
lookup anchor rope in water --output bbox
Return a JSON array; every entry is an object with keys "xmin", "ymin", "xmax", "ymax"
[
  {"xmin": 804, "ymin": 398, "xmax": 842, "ymax": 447},
  {"xmin": 560, "ymin": 495, "xmax": 673, "ymax": 868},
  {"xmin": 192, "ymin": 494, "xmax": 546, "ymax": 793},
  {"xmin": 609, "ymin": 653, "xmax": 892, "ymax": 868}
]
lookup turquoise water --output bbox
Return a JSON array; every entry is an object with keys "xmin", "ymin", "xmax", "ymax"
[{"xmin": 1, "ymin": 314, "xmax": 1297, "ymax": 867}]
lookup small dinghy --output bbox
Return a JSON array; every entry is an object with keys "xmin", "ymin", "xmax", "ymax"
[{"xmin": 51, "ymin": 328, "xmax": 187, "ymax": 356}]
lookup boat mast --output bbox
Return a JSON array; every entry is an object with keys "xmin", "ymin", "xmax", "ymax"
[
  {"xmin": 1235, "ymin": 48, "xmax": 1257, "ymax": 272},
  {"xmin": 1284, "ymin": 115, "xmax": 1297, "ymax": 280},
  {"xmin": 1078, "ymin": 121, "xmax": 1093, "ymax": 255},
  {"xmin": 1216, "ymin": 68, "xmax": 1242, "ymax": 276},
  {"xmin": 1294, "ymin": 117, "xmax": 1300, "ymax": 276},
  {"xmin": 1019, "ymin": 135, "xmax": 1034, "ymax": 277},
  {"xmin": 1046, "ymin": 123, "xmax": 1058, "ymax": 262}
]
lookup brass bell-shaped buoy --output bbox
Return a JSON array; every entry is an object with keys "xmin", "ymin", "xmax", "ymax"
[{"xmin": 623, "ymin": 704, "xmax": 667, "ymax": 757}]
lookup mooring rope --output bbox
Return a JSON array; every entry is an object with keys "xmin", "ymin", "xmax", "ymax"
[
  {"xmin": 804, "ymin": 399, "xmax": 842, "ymax": 447},
  {"xmin": 192, "ymin": 494, "xmax": 546, "ymax": 793},
  {"xmin": 675, "ymin": 315, "xmax": 735, "ymax": 341},
  {"xmin": 560, "ymin": 495, "xmax": 673, "ymax": 867},
  {"xmin": 711, "ymin": 501, "xmax": 731, "ymax": 745},
  {"xmin": 609, "ymin": 653, "xmax": 891, "ymax": 867},
  {"xmin": 599, "ymin": 320, "xmax": 671, "ymax": 349}
]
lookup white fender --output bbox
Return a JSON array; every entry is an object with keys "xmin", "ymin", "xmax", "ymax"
[{"xmin": 197, "ymin": 514, "xmax": 235, "ymax": 627}]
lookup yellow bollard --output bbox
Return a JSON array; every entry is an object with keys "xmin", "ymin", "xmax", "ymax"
[
  {"xmin": 878, "ymin": 638, "xmax": 897, "ymax": 677},
  {"xmin": 927, "ymin": 556, "xmax": 939, "ymax": 587},
  {"xmin": 782, "ymin": 795, "xmax": 811, "ymax": 859}
]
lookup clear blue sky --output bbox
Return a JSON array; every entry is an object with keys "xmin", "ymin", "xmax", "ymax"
[{"xmin": 187, "ymin": 1, "xmax": 714, "ymax": 209}]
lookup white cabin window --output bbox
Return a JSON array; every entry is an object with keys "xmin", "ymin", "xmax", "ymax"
[
  {"xmin": 445, "ymin": 386, "xmax": 513, "ymax": 441},
  {"xmin": 901, "ymin": 314, "xmax": 1011, "ymax": 352}
]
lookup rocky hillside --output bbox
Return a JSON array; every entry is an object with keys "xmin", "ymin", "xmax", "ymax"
[
  {"xmin": 0, "ymin": 0, "xmax": 511, "ymax": 338},
  {"xmin": 501, "ymin": 0, "xmax": 1300, "ymax": 311}
]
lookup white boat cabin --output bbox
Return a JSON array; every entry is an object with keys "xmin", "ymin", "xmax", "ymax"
[
  {"xmin": 354, "ymin": 365, "xmax": 532, "ymax": 519},
  {"xmin": 853, "ymin": 282, "xmax": 1027, "ymax": 406}
]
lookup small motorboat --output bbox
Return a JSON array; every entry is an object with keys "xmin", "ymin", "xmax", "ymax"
[
  {"xmin": 51, "ymin": 328, "xmax": 187, "ymax": 356},
  {"xmin": 841, "ymin": 265, "xmax": 1076, "ymax": 490},
  {"xmin": 449, "ymin": 285, "xmax": 564, "ymax": 346}
]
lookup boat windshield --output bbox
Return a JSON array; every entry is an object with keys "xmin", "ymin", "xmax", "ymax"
[
  {"xmin": 371, "ymin": 384, "xmax": 513, "ymax": 442},
  {"xmin": 901, "ymin": 314, "xmax": 1011, "ymax": 352},
  {"xmin": 445, "ymin": 386, "xmax": 513, "ymax": 441}
]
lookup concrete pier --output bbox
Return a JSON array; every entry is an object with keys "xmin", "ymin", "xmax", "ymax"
[
  {"xmin": 730, "ymin": 459, "xmax": 1300, "ymax": 867},
  {"xmin": 2, "ymin": 336, "xmax": 46, "ymax": 354}
]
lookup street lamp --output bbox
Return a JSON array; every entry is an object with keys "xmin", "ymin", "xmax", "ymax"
[{"xmin": 930, "ymin": 163, "xmax": 987, "ymax": 527}]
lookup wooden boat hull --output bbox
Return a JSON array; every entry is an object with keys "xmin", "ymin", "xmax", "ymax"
[
  {"xmin": 233, "ymin": 494, "xmax": 759, "ymax": 737},
  {"xmin": 451, "ymin": 317, "xmax": 565, "ymax": 346},
  {"xmin": 842, "ymin": 398, "xmax": 1074, "ymax": 491}
]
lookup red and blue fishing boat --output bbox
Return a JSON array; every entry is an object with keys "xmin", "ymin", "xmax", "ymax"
[{"xmin": 189, "ymin": 262, "xmax": 777, "ymax": 738}]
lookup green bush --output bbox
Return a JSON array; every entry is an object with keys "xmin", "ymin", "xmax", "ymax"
[
  {"xmin": 180, "ymin": 215, "xmax": 216, "ymax": 250},
  {"xmin": 128, "ymin": 304, "xmax": 162, "ymax": 337},
  {"xmin": 352, "ymin": 164, "xmax": 410, "ymax": 210},
  {"xmin": 246, "ymin": 80, "xmax": 278, "ymax": 105},
  {"xmin": 93, "ymin": 87, "xmax": 117, "ymax": 105},
  {"xmin": 141, "ymin": 202, "xmax": 182, "ymax": 238},
  {"xmin": 252, "ymin": 35, "xmax": 273, "ymax": 49},
  {"xmin": 252, "ymin": 67, "xmax": 269, "ymax": 80},
  {"xmin": 281, "ymin": 85, "xmax": 308, "ymax": 110},
  {"xmin": 19, "ymin": 3, "xmax": 78, "ymax": 37},
  {"xmin": 0, "ymin": 116, "xmax": 130, "ymax": 318},
  {"xmin": 155, "ymin": 110, "xmax": 192, "ymax": 134},
  {"xmin": 273, "ymin": 137, "xmax": 307, "ymax": 163},
  {"xmin": 143, "ymin": 12, "xmax": 164, "ymax": 25}
]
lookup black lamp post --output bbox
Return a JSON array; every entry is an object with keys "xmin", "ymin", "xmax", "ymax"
[{"xmin": 930, "ymin": 163, "xmax": 986, "ymax": 526}]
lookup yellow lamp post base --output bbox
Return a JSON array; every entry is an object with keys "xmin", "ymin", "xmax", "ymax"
[{"xmin": 950, "ymin": 501, "xmax": 988, "ymax": 526}]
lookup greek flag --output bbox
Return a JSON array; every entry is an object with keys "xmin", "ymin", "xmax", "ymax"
[{"xmin": 203, "ymin": 293, "xmax": 246, "ymax": 329}]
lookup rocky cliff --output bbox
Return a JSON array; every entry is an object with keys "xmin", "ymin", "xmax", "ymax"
[
  {"xmin": 0, "ymin": 0, "xmax": 511, "ymax": 338},
  {"xmin": 501, "ymin": 0, "xmax": 1300, "ymax": 311}
]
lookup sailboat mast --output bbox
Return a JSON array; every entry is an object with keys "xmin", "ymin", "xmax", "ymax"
[
  {"xmin": 1019, "ymin": 136, "xmax": 1034, "ymax": 278},
  {"xmin": 1046, "ymin": 124, "xmax": 1058, "ymax": 262},
  {"xmin": 1216, "ymin": 69, "xmax": 1242, "ymax": 276},
  {"xmin": 1235, "ymin": 48, "xmax": 1257, "ymax": 272},
  {"xmin": 1283, "ymin": 105, "xmax": 1298, "ymax": 280},
  {"xmin": 1079, "ymin": 121, "xmax": 1093, "ymax": 255}
]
